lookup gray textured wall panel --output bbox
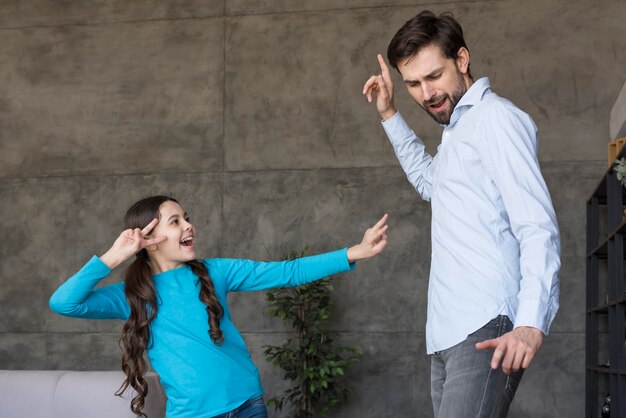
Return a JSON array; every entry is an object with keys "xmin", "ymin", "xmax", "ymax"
[
  {"xmin": 0, "ymin": 1, "xmax": 223, "ymax": 28},
  {"xmin": 463, "ymin": 0, "xmax": 626, "ymax": 162},
  {"xmin": 224, "ymin": 0, "xmax": 626, "ymax": 171},
  {"xmin": 223, "ymin": 168, "xmax": 431, "ymax": 334},
  {"xmin": 246, "ymin": 332, "xmax": 432, "ymax": 418},
  {"xmin": 0, "ymin": 173, "xmax": 222, "ymax": 335},
  {"xmin": 0, "ymin": 19, "xmax": 224, "ymax": 179},
  {"xmin": 0, "ymin": 333, "xmax": 120, "ymax": 370},
  {"xmin": 224, "ymin": 9, "xmax": 435, "ymax": 172},
  {"xmin": 225, "ymin": 0, "xmax": 479, "ymax": 16}
]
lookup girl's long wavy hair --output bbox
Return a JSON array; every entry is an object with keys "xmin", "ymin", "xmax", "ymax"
[{"xmin": 115, "ymin": 195, "xmax": 224, "ymax": 417}]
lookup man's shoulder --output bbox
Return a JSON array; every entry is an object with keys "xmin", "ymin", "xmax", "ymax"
[
  {"xmin": 473, "ymin": 92, "xmax": 534, "ymax": 126},
  {"xmin": 477, "ymin": 91, "xmax": 520, "ymax": 113}
]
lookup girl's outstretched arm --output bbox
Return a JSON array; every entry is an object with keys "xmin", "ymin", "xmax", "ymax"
[
  {"xmin": 347, "ymin": 213, "xmax": 389, "ymax": 263},
  {"xmin": 213, "ymin": 214, "xmax": 390, "ymax": 292},
  {"xmin": 48, "ymin": 257, "xmax": 129, "ymax": 319}
]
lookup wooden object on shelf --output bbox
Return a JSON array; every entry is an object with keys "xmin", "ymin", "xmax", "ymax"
[
  {"xmin": 610, "ymin": 80, "xmax": 626, "ymax": 140},
  {"xmin": 608, "ymin": 137, "xmax": 626, "ymax": 166}
]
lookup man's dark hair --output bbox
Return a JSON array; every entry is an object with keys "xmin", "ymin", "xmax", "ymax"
[{"xmin": 387, "ymin": 10, "xmax": 472, "ymax": 78}]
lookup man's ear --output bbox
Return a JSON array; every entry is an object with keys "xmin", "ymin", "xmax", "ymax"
[{"xmin": 456, "ymin": 47, "xmax": 470, "ymax": 74}]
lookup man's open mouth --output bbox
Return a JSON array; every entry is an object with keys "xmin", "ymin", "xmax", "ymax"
[{"xmin": 428, "ymin": 96, "xmax": 447, "ymax": 111}]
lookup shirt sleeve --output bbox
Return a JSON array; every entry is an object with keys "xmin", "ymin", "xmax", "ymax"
[
  {"xmin": 382, "ymin": 112, "xmax": 435, "ymax": 201},
  {"xmin": 212, "ymin": 248, "xmax": 356, "ymax": 293},
  {"xmin": 49, "ymin": 256, "xmax": 130, "ymax": 320},
  {"xmin": 476, "ymin": 101, "xmax": 561, "ymax": 334}
]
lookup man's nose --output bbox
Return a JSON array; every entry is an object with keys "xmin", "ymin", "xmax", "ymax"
[{"xmin": 422, "ymin": 83, "xmax": 435, "ymax": 101}]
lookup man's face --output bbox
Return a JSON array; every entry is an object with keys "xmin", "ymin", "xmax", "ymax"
[{"xmin": 398, "ymin": 44, "xmax": 471, "ymax": 125}]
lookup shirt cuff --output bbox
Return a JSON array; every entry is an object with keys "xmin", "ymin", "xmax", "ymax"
[
  {"xmin": 513, "ymin": 300, "xmax": 553, "ymax": 335},
  {"xmin": 381, "ymin": 112, "xmax": 417, "ymax": 145},
  {"xmin": 90, "ymin": 255, "xmax": 113, "ymax": 275}
]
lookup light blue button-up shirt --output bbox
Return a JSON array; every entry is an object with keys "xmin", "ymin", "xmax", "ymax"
[{"xmin": 382, "ymin": 77, "xmax": 560, "ymax": 354}]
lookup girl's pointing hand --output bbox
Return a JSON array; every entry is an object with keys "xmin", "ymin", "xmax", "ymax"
[{"xmin": 347, "ymin": 214, "xmax": 389, "ymax": 263}]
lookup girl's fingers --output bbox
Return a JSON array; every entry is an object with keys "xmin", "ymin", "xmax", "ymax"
[
  {"xmin": 141, "ymin": 218, "xmax": 159, "ymax": 236},
  {"xmin": 374, "ymin": 236, "xmax": 388, "ymax": 253},
  {"xmin": 142, "ymin": 236, "xmax": 167, "ymax": 248},
  {"xmin": 374, "ymin": 213, "xmax": 389, "ymax": 229}
]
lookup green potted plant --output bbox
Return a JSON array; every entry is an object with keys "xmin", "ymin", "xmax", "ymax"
[
  {"xmin": 614, "ymin": 157, "xmax": 626, "ymax": 187},
  {"xmin": 264, "ymin": 250, "xmax": 362, "ymax": 418}
]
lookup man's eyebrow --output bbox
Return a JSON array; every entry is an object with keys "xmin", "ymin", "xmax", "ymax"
[
  {"xmin": 404, "ymin": 67, "xmax": 445, "ymax": 84},
  {"xmin": 424, "ymin": 67, "xmax": 444, "ymax": 78}
]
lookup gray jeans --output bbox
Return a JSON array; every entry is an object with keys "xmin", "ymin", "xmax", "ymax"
[{"xmin": 431, "ymin": 315, "xmax": 524, "ymax": 418}]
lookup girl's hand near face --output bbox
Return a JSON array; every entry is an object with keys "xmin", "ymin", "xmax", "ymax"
[
  {"xmin": 347, "ymin": 214, "xmax": 389, "ymax": 263},
  {"xmin": 100, "ymin": 218, "xmax": 167, "ymax": 269}
]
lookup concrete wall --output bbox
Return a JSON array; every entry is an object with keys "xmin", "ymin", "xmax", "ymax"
[{"xmin": 1, "ymin": 0, "xmax": 624, "ymax": 416}]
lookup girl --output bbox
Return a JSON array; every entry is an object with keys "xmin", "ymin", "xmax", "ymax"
[{"xmin": 49, "ymin": 195, "xmax": 389, "ymax": 418}]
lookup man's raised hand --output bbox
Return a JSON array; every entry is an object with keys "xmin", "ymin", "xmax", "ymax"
[{"xmin": 362, "ymin": 54, "xmax": 397, "ymax": 120}]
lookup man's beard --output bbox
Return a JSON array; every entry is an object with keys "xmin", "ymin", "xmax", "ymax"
[{"xmin": 420, "ymin": 71, "xmax": 468, "ymax": 125}]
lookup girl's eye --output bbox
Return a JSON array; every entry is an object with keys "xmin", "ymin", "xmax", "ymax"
[{"xmin": 172, "ymin": 219, "xmax": 178, "ymax": 225}]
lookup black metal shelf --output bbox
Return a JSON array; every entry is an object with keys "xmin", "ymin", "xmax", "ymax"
[
  {"xmin": 589, "ymin": 146, "xmax": 626, "ymax": 201},
  {"xmin": 586, "ymin": 155, "xmax": 626, "ymax": 418},
  {"xmin": 587, "ymin": 366, "xmax": 626, "ymax": 376},
  {"xmin": 587, "ymin": 298, "xmax": 626, "ymax": 314},
  {"xmin": 587, "ymin": 221, "xmax": 626, "ymax": 258}
]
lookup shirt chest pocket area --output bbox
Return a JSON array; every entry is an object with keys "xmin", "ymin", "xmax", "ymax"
[{"xmin": 433, "ymin": 139, "xmax": 486, "ymax": 197}]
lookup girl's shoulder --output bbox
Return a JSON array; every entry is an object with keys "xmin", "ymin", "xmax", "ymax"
[{"xmin": 200, "ymin": 257, "xmax": 249, "ymax": 279}]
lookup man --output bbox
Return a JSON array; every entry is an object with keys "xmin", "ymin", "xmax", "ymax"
[{"xmin": 362, "ymin": 10, "xmax": 560, "ymax": 418}]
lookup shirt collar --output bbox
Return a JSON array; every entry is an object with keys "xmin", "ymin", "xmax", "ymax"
[{"xmin": 447, "ymin": 77, "xmax": 491, "ymax": 127}]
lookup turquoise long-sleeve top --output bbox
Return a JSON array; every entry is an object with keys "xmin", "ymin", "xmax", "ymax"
[{"xmin": 49, "ymin": 248, "xmax": 355, "ymax": 418}]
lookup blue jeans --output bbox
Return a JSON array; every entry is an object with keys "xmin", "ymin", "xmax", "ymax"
[
  {"xmin": 212, "ymin": 396, "xmax": 268, "ymax": 418},
  {"xmin": 431, "ymin": 316, "xmax": 524, "ymax": 418}
]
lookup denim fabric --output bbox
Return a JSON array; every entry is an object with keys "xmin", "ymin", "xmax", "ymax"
[
  {"xmin": 431, "ymin": 316, "xmax": 524, "ymax": 418},
  {"xmin": 212, "ymin": 396, "xmax": 268, "ymax": 418}
]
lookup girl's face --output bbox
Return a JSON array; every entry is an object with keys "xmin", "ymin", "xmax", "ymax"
[{"xmin": 146, "ymin": 200, "xmax": 196, "ymax": 272}]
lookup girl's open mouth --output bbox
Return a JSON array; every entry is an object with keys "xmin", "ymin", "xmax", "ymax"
[{"xmin": 180, "ymin": 237, "xmax": 194, "ymax": 247}]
